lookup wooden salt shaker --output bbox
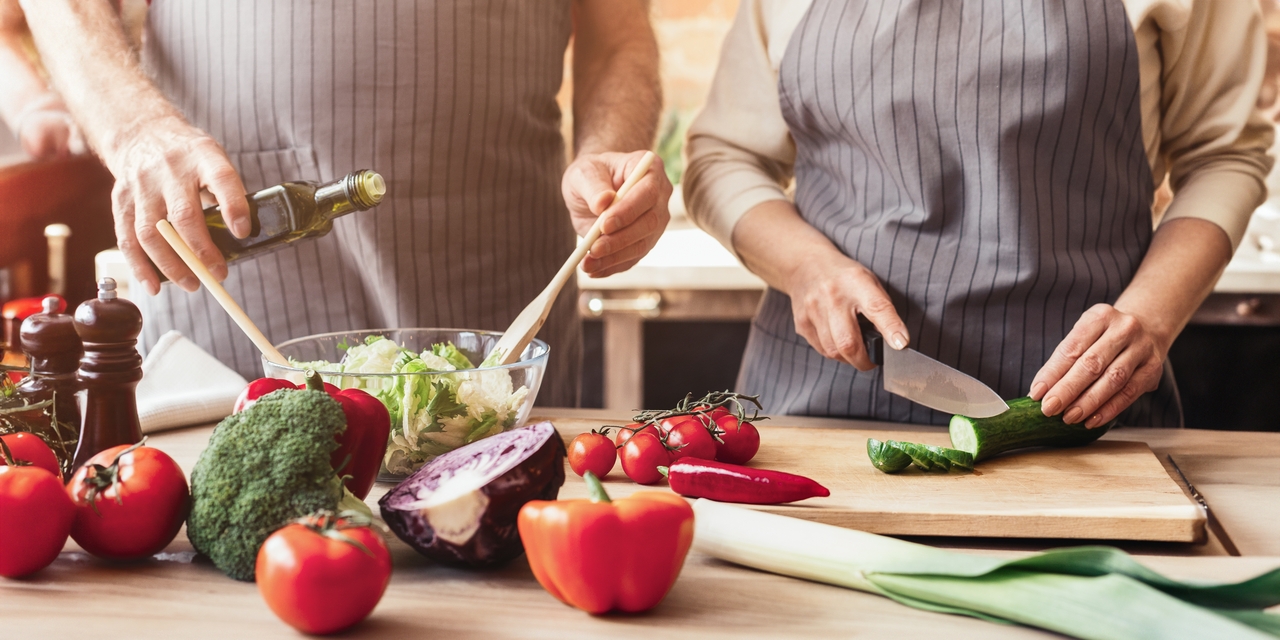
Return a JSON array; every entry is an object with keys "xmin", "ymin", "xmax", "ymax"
[
  {"xmin": 72, "ymin": 277, "xmax": 143, "ymax": 469},
  {"xmin": 16, "ymin": 296, "xmax": 83, "ymax": 430}
]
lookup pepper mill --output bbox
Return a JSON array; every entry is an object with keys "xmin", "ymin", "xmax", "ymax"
[
  {"xmin": 72, "ymin": 278, "xmax": 144, "ymax": 469},
  {"xmin": 16, "ymin": 296, "xmax": 83, "ymax": 430}
]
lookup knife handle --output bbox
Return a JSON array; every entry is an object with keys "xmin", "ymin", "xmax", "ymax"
[{"xmin": 858, "ymin": 315, "xmax": 884, "ymax": 366}]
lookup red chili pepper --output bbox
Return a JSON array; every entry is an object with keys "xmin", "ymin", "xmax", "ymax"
[
  {"xmin": 233, "ymin": 373, "xmax": 390, "ymax": 500},
  {"xmin": 1, "ymin": 295, "xmax": 66, "ymax": 321},
  {"xmin": 660, "ymin": 458, "xmax": 830, "ymax": 505}
]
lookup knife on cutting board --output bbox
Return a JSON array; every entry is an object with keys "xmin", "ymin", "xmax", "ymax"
[{"xmin": 859, "ymin": 317, "xmax": 1009, "ymax": 418}]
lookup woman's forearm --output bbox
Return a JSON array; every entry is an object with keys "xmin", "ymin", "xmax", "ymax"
[
  {"xmin": 0, "ymin": 2, "xmax": 51, "ymax": 129},
  {"xmin": 732, "ymin": 199, "xmax": 852, "ymax": 294},
  {"xmin": 1113, "ymin": 217, "xmax": 1233, "ymax": 352}
]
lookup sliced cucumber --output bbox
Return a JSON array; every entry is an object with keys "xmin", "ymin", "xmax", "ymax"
[
  {"xmin": 867, "ymin": 439, "xmax": 974, "ymax": 474},
  {"xmin": 949, "ymin": 396, "xmax": 1114, "ymax": 462},
  {"xmin": 867, "ymin": 438, "xmax": 912, "ymax": 473}
]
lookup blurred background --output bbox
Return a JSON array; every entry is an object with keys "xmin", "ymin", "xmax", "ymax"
[{"xmin": 2, "ymin": 0, "xmax": 1278, "ymax": 429}]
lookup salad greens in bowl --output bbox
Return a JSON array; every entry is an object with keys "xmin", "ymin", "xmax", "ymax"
[{"xmin": 262, "ymin": 329, "xmax": 549, "ymax": 479}]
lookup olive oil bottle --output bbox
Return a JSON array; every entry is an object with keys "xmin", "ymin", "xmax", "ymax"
[{"xmin": 203, "ymin": 169, "xmax": 385, "ymax": 264}]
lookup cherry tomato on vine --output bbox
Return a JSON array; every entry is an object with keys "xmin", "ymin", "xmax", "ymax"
[
  {"xmin": 568, "ymin": 431, "xmax": 616, "ymax": 478},
  {"xmin": 710, "ymin": 414, "xmax": 760, "ymax": 465},
  {"xmin": 0, "ymin": 463, "xmax": 73, "ymax": 578},
  {"xmin": 692, "ymin": 405, "xmax": 732, "ymax": 421},
  {"xmin": 257, "ymin": 511, "xmax": 392, "ymax": 635},
  {"xmin": 0, "ymin": 432, "xmax": 62, "ymax": 480},
  {"xmin": 66, "ymin": 440, "xmax": 190, "ymax": 560},
  {"xmin": 663, "ymin": 419, "xmax": 717, "ymax": 462},
  {"xmin": 613, "ymin": 422, "xmax": 660, "ymax": 448},
  {"xmin": 620, "ymin": 432, "xmax": 670, "ymax": 485},
  {"xmin": 658, "ymin": 415, "xmax": 703, "ymax": 437}
]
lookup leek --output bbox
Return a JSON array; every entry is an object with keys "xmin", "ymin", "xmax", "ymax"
[{"xmin": 693, "ymin": 500, "xmax": 1280, "ymax": 639}]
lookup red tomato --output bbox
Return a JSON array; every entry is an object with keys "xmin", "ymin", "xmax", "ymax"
[
  {"xmin": 568, "ymin": 432, "xmax": 616, "ymax": 478},
  {"xmin": 613, "ymin": 423, "xmax": 660, "ymax": 448},
  {"xmin": 692, "ymin": 405, "xmax": 732, "ymax": 421},
  {"xmin": 0, "ymin": 433, "xmax": 62, "ymax": 480},
  {"xmin": 0, "ymin": 465, "xmax": 74, "ymax": 577},
  {"xmin": 620, "ymin": 432, "xmax": 670, "ymax": 485},
  {"xmin": 711, "ymin": 414, "xmax": 761, "ymax": 465},
  {"xmin": 66, "ymin": 442, "xmax": 190, "ymax": 560},
  {"xmin": 256, "ymin": 514, "xmax": 392, "ymax": 635},
  {"xmin": 658, "ymin": 415, "xmax": 703, "ymax": 436},
  {"xmin": 663, "ymin": 419, "xmax": 717, "ymax": 462}
]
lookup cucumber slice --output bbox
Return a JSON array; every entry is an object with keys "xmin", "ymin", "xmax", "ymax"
[
  {"xmin": 929, "ymin": 444, "xmax": 974, "ymax": 470},
  {"xmin": 949, "ymin": 396, "xmax": 1114, "ymax": 462},
  {"xmin": 893, "ymin": 441, "xmax": 948, "ymax": 472},
  {"xmin": 867, "ymin": 440, "xmax": 974, "ymax": 474},
  {"xmin": 867, "ymin": 438, "xmax": 912, "ymax": 473}
]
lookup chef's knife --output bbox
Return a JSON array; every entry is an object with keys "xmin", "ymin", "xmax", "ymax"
[{"xmin": 859, "ymin": 317, "xmax": 1009, "ymax": 418}]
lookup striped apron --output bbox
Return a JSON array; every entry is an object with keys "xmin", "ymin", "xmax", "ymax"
[
  {"xmin": 134, "ymin": 0, "xmax": 581, "ymax": 406},
  {"xmin": 739, "ymin": 0, "xmax": 1182, "ymax": 426}
]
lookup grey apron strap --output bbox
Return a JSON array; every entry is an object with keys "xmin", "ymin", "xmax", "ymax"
[
  {"xmin": 742, "ymin": 0, "xmax": 1180, "ymax": 427},
  {"xmin": 135, "ymin": 0, "xmax": 581, "ymax": 407}
]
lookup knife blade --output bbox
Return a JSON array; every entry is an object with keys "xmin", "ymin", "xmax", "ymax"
[
  {"xmin": 860, "ymin": 317, "xmax": 1009, "ymax": 418},
  {"xmin": 1167, "ymin": 455, "xmax": 1240, "ymax": 556}
]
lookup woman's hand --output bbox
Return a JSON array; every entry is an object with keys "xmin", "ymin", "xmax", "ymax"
[
  {"xmin": 728, "ymin": 199, "xmax": 910, "ymax": 369},
  {"xmin": 12, "ymin": 93, "xmax": 85, "ymax": 160},
  {"xmin": 104, "ymin": 114, "xmax": 249, "ymax": 295},
  {"xmin": 562, "ymin": 150, "xmax": 672, "ymax": 278},
  {"xmin": 787, "ymin": 252, "xmax": 910, "ymax": 370},
  {"xmin": 1029, "ymin": 304, "xmax": 1170, "ymax": 428}
]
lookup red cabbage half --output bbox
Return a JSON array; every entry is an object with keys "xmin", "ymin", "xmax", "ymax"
[{"xmin": 379, "ymin": 421, "xmax": 565, "ymax": 567}]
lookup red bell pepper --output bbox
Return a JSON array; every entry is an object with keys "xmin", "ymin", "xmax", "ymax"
[
  {"xmin": 233, "ymin": 373, "xmax": 390, "ymax": 500},
  {"xmin": 518, "ymin": 472, "xmax": 694, "ymax": 614},
  {"xmin": 1, "ymin": 295, "xmax": 66, "ymax": 321},
  {"xmin": 660, "ymin": 458, "xmax": 830, "ymax": 505}
]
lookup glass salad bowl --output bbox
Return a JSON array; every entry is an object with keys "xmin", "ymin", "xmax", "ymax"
[{"xmin": 262, "ymin": 328, "xmax": 549, "ymax": 480}]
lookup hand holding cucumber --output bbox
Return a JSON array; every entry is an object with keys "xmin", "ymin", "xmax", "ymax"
[{"xmin": 1028, "ymin": 303, "xmax": 1168, "ymax": 429}]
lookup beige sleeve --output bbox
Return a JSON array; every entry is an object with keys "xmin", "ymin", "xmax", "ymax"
[
  {"xmin": 1144, "ymin": 0, "xmax": 1275, "ymax": 249},
  {"xmin": 681, "ymin": 0, "xmax": 800, "ymax": 255}
]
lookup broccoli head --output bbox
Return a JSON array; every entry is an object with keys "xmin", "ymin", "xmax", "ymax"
[{"xmin": 188, "ymin": 387, "xmax": 356, "ymax": 581}]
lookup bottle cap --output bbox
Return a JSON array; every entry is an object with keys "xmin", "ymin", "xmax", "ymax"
[{"xmin": 351, "ymin": 170, "xmax": 386, "ymax": 208}]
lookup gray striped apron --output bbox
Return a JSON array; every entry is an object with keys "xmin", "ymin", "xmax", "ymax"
[
  {"xmin": 134, "ymin": 0, "xmax": 581, "ymax": 407},
  {"xmin": 739, "ymin": 0, "xmax": 1182, "ymax": 427}
]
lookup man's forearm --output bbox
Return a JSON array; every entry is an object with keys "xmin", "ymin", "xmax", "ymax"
[
  {"xmin": 18, "ymin": 0, "xmax": 179, "ymax": 163},
  {"xmin": 571, "ymin": 0, "xmax": 660, "ymax": 155},
  {"xmin": 1113, "ymin": 217, "xmax": 1234, "ymax": 351}
]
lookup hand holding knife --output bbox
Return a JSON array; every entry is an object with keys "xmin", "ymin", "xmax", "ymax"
[{"xmin": 858, "ymin": 316, "xmax": 1009, "ymax": 418}]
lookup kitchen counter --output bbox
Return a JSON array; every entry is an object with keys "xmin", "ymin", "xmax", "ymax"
[{"xmin": 3, "ymin": 409, "xmax": 1277, "ymax": 638}]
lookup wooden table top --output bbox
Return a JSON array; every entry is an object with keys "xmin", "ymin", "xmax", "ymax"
[{"xmin": 3, "ymin": 409, "xmax": 1278, "ymax": 639}]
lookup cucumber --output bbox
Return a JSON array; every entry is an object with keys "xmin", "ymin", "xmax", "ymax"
[
  {"xmin": 866, "ymin": 439, "xmax": 974, "ymax": 474},
  {"xmin": 948, "ymin": 396, "xmax": 1114, "ymax": 462},
  {"xmin": 867, "ymin": 438, "xmax": 912, "ymax": 473}
]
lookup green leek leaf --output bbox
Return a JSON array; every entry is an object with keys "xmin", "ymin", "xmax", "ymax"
[{"xmin": 692, "ymin": 500, "xmax": 1280, "ymax": 640}]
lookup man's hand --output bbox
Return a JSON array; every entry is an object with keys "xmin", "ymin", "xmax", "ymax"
[
  {"xmin": 1029, "ymin": 304, "xmax": 1168, "ymax": 428},
  {"xmin": 563, "ymin": 150, "xmax": 672, "ymax": 278},
  {"xmin": 107, "ymin": 114, "xmax": 249, "ymax": 295}
]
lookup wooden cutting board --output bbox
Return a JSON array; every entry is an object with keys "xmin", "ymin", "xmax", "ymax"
[{"xmin": 550, "ymin": 418, "xmax": 1205, "ymax": 543}]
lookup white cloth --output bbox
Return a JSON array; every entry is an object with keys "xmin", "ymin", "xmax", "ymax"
[{"xmin": 136, "ymin": 331, "xmax": 247, "ymax": 433}]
